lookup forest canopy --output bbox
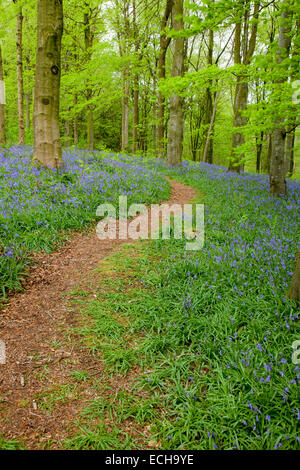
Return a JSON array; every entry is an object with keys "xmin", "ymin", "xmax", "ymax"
[{"xmin": 0, "ymin": 0, "xmax": 299, "ymax": 192}]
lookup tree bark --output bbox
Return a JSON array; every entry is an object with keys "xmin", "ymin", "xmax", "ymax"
[
  {"xmin": 17, "ymin": 8, "xmax": 25, "ymax": 145},
  {"xmin": 285, "ymin": 130, "xmax": 295, "ymax": 176},
  {"xmin": 166, "ymin": 0, "xmax": 185, "ymax": 166},
  {"xmin": 284, "ymin": 18, "xmax": 299, "ymax": 178},
  {"xmin": 269, "ymin": 2, "xmax": 293, "ymax": 196},
  {"xmin": 74, "ymin": 94, "xmax": 78, "ymax": 146},
  {"xmin": 33, "ymin": 0, "xmax": 63, "ymax": 168},
  {"xmin": 121, "ymin": 69, "xmax": 130, "ymax": 151},
  {"xmin": 152, "ymin": 76, "xmax": 157, "ymax": 153},
  {"xmin": 0, "ymin": 45, "xmax": 6, "ymax": 145},
  {"xmin": 202, "ymin": 4, "xmax": 214, "ymax": 164},
  {"xmin": 288, "ymin": 247, "xmax": 300, "ymax": 304},
  {"xmin": 25, "ymin": 93, "xmax": 31, "ymax": 130},
  {"xmin": 229, "ymin": 2, "xmax": 260, "ymax": 172},
  {"xmin": 256, "ymin": 131, "xmax": 264, "ymax": 173},
  {"xmin": 157, "ymin": 0, "xmax": 173, "ymax": 158},
  {"xmin": 132, "ymin": 0, "xmax": 139, "ymax": 154},
  {"xmin": 84, "ymin": 7, "xmax": 94, "ymax": 151},
  {"xmin": 132, "ymin": 76, "xmax": 139, "ymax": 153},
  {"xmin": 64, "ymin": 107, "xmax": 71, "ymax": 147},
  {"xmin": 203, "ymin": 91, "xmax": 219, "ymax": 164}
]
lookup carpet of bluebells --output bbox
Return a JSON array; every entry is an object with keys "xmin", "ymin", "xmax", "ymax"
[
  {"xmin": 0, "ymin": 146, "xmax": 169, "ymax": 297},
  {"xmin": 1, "ymin": 146, "xmax": 299, "ymax": 449},
  {"xmin": 128, "ymin": 159, "xmax": 300, "ymax": 450},
  {"xmin": 80, "ymin": 156, "xmax": 300, "ymax": 449}
]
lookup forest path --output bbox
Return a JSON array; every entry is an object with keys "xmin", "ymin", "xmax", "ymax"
[{"xmin": 0, "ymin": 179, "xmax": 196, "ymax": 449}]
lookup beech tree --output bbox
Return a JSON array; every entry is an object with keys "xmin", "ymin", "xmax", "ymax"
[
  {"xmin": 166, "ymin": 0, "xmax": 185, "ymax": 166},
  {"xmin": 269, "ymin": 0, "xmax": 294, "ymax": 196},
  {"xmin": 229, "ymin": 1, "xmax": 260, "ymax": 173},
  {"xmin": 202, "ymin": 1, "xmax": 214, "ymax": 164},
  {"xmin": 33, "ymin": 0, "xmax": 63, "ymax": 168},
  {"xmin": 288, "ymin": 247, "xmax": 300, "ymax": 303},
  {"xmin": 16, "ymin": 7, "xmax": 25, "ymax": 145},
  {"xmin": 0, "ymin": 0, "xmax": 298, "ymax": 180},
  {"xmin": 157, "ymin": 0, "xmax": 173, "ymax": 158}
]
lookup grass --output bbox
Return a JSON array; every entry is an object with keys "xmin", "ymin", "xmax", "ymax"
[
  {"xmin": 0, "ymin": 146, "xmax": 170, "ymax": 298},
  {"xmin": 0, "ymin": 435, "xmax": 24, "ymax": 450},
  {"xmin": 63, "ymin": 161, "xmax": 299, "ymax": 450},
  {"xmin": 1, "ymin": 148, "xmax": 299, "ymax": 450}
]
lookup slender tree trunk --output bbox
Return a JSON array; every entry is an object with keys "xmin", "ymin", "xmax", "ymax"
[
  {"xmin": 33, "ymin": 0, "xmax": 63, "ymax": 168},
  {"xmin": 121, "ymin": 69, "xmax": 130, "ymax": 151},
  {"xmin": 288, "ymin": 247, "xmax": 300, "ymax": 304},
  {"xmin": 263, "ymin": 132, "xmax": 272, "ymax": 173},
  {"xmin": 167, "ymin": 0, "xmax": 185, "ymax": 166},
  {"xmin": 285, "ymin": 130, "xmax": 295, "ymax": 176},
  {"xmin": 256, "ymin": 131, "xmax": 264, "ymax": 173},
  {"xmin": 74, "ymin": 94, "xmax": 78, "ymax": 146},
  {"xmin": 284, "ymin": 18, "xmax": 299, "ymax": 178},
  {"xmin": 84, "ymin": 7, "xmax": 94, "ymax": 151},
  {"xmin": 152, "ymin": 76, "xmax": 157, "ymax": 153},
  {"xmin": 25, "ymin": 93, "xmax": 31, "ymax": 130},
  {"xmin": 86, "ymin": 104, "xmax": 94, "ymax": 150},
  {"xmin": 202, "ymin": 5, "xmax": 214, "ymax": 163},
  {"xmin": 270, "ymin": 2, "xmax": 293, "ymax": 196},
  {"xmin": 203, "ymin": 91, "xmax": 219, "ymax": 164},
  {"xmin": 157, "ymin": 49, "xmax": 167, "ymax": 157},
  {"xmin": 132, "ymin": 76, "xmax": 139, "ymax": 153},
  {"xmin": 157, "ymin": 0, "xmax": 173, "ymax": 158},
  {"xmin": 64, "ymin": 107, "xmax": 71, "ymax": 147},
  {"xmin": 229, "ymin": 77, "xmax": 248, "ymax": 172},
  {"xmin": 132, "ymin": 0, "xmax": 139, "ymax": 154},
  {"xmin": 17, "ymin": 8, "xmax": 25, "ymax": 145},
  {"xmin": 0, "ymin": 45, "xmax": 6, "ymax": 145},
  {"xmin": 229, "ymin": 2, "xmax": 260, "ymax": 172},
  {"xmin": 25, "ymin": 54, "xmax": 31, "ymax": 131}
]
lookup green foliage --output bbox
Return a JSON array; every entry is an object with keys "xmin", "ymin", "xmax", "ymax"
[{"xmin": 65, "ymin": 161, "xmax": 300, "ymax": 450}]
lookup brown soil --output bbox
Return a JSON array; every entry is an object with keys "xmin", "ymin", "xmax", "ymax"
[{"xmin": 0, "ymin": 179, "xmax": 196, "ymax": 449}]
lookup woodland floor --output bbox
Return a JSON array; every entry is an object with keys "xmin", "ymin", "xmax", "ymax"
[{"xmin": 0, "ymin": 179, "xmax": 196, "ymax": 450}]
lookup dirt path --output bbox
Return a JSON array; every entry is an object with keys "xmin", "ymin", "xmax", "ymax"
[{"xmin": 0, "ymin": 179, "xmax": 196, "ymax": 449}]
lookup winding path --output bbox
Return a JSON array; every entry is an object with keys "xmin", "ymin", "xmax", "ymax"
[{"xmin": 0, "ymin": 179, "xmax": 196, "ymax": 449}]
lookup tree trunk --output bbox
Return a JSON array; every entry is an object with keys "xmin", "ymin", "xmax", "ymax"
[
  {"xmin": 132, "ymin": 0, "xmax": 139, "ymax": 154},
  {"xmin": 157, "ymin": 0, "xmax": 173, "ymax": 158},
  {"xmin": 152, "ymin": 77, "xmax": 157, "ymax": 153},
  {"xmin": 25, "ymin": 53, "xmax": 32, "ymax": 131},
  {"xmin": 167, "ymin": 0, "xmax": 185, "ymax": 166},
  {"xmin": 157, "ymin": 50, "xmax": 167, "ymax": 157},
  {"xmin": 25, "ymin": 93, "xmax": 31, "ymax": 130},
  {"xmin": 84, "ymin": 8, "xmax": 94, "ymax": 151},
  {"xmin": 17, "ymin": 8, "xmax": 25, "ymax": 146},
  {"xmin": 229, "ymin": 78, "xmax": 248, "ymax": 172},
  {"xmin": 74, "ymin": 94, "xmax": 78, "ymax": 146},
  {"xmin": 86, "ymin": 104, "xmax": 94, "ymax": 150},
  {"xmin": 121, "ymin": 69, "xmax": 130, "ymax": 151},
  {"xmin": 270, "ymin": 3, "xmax": 293, "ymax": 196},
  {"xmin": 285, "ymin": 130, "xmax": 295, "ymax": 177},
  {"xmin": 202, "ymin": 8, "xmax": 214, "ymax": 164},
  {"xmin": 256, "ymin": 131, "xmax": 264, "ymax": 173},
  {"xmin": 0, "ymin": 45, "xmax": 6, "ymax": 145},
  {"xmin": 284, "ymin": 18, "xmax": 299, "ymax": 178},
  {"xmin": 33, "ymin": 0, "xmax": 63, "ymax": 168},
  {"xmin": 229, "ymin": 2, "xmax": 260, "ymax": 172},
  {"xmin": 203, "ymin": 91, "xmax": 219, "ymax": 164},
  {"xmin": 64, "ymin": 107, "xmax": 71, "ymax": 147},
  {"xmin": 132, "ymin": 76, "xmax": 139, "ymax": 154},
  {"xmin": 288, "ymin": 248, "xmax": 300, "ymax": 304},
  {"xmin": 262, "ymin": 132, "xmax": 272, "ymax": 174}
]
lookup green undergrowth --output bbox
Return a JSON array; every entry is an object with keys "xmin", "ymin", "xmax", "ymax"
[
  {"xmin": 0, "ymin": 435, "xmax": 24, "ymax": 450},
  {"xmin": 62, "ymin": 169, "xmax": 299, "ymax": 450}
]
